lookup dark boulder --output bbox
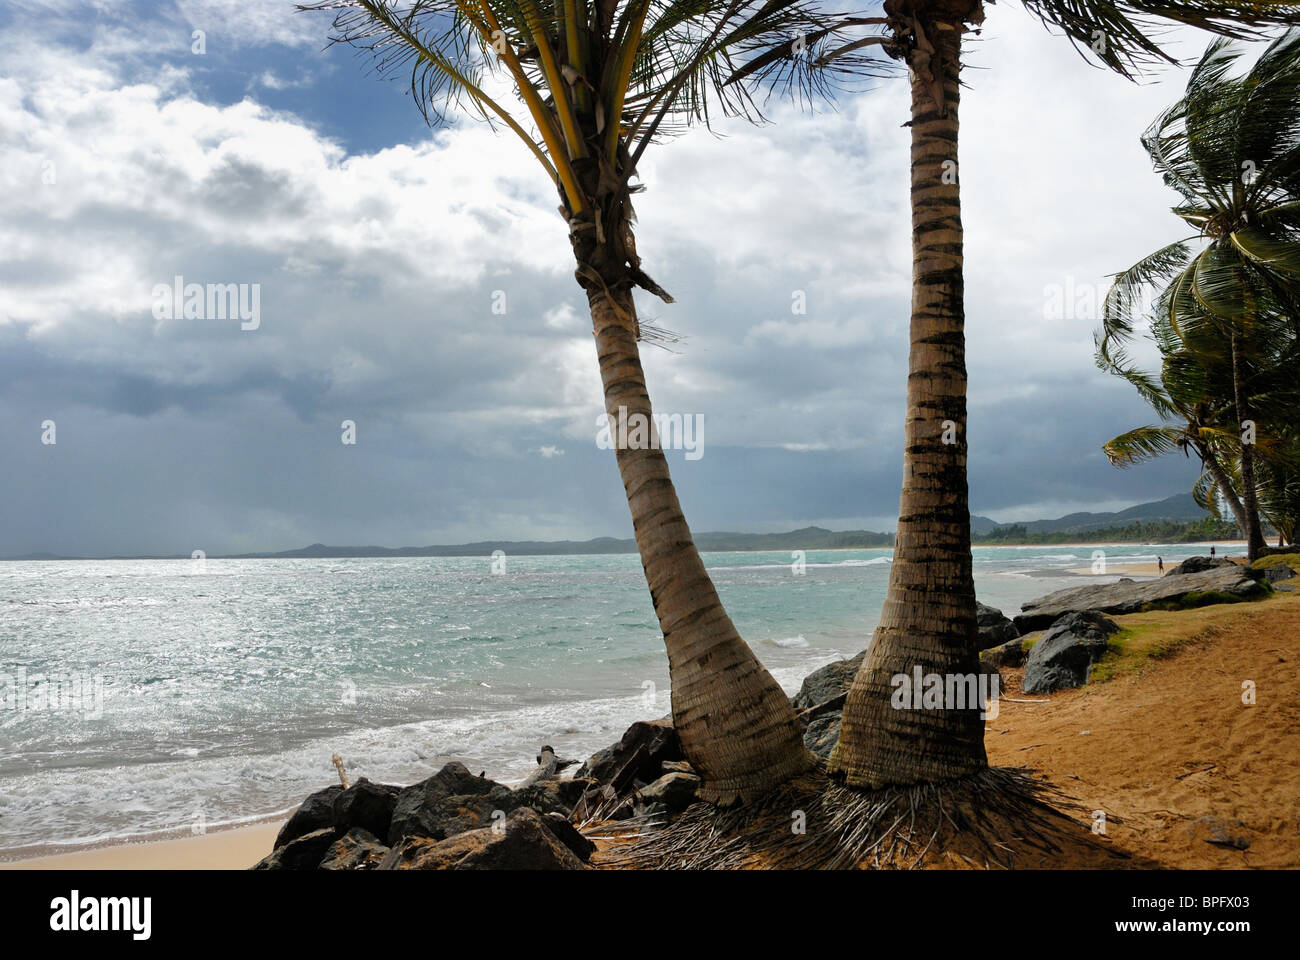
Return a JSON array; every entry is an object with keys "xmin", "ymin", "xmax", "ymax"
[
  {"xmin": 976, "ymin": 602, "xmax": 1020, "ymax": 649},
  {"xmin": 637, "ymin": 771, "xmax": 700, "ymax": 811},
  {"xmin": 388, "ymin": 762, "xmax": 511, "ymax": 844},
  {"xmin": 801, "ymin": 713, "xmax": 842, "ymax": 759},
  {"xmin": 541, "ymin": 813, "xmax": 595, "ymax": 862},
  {"xmin": 1022, "ymin": 611, "xmax": 1119, "ymax": 694},
  {"xmin": 252, "ymin": 827, "xmax": 339, "ymax": 870},
  {"xmin": 380, "ymin": 807, "xmax": 587, "ymax": 870},
  {"xmin": 982, "ymin": 635, "xmax": 1028, "ymax": 670},
  {"xmin": 574, "ymin": 717, "xmax": 682, "ymax": 794},
  {"xmin": 274, "ymin": 785, "xmax": 342, "ymax": 850},
  {"xmin": 1166, "ymin": 556, "xmax": 1234, "ymax": 576},
  {"xmin": 792, "ymin": 651, "xmax": 865, "ymax": 709},
  {"xmin": 1262, "ymin": 563, "xmax": 1295, "ymax": 583},
  {"xmin": 333, "ymin": 778, "xmax": 401, "ymax": 841},
  {"xmin": 318, "ymin": 827, "xmax": 390, "ymax": 870},
  {"xmin": 1015, "ymin": 564, "xmax": 1265, "ymax": 632}
]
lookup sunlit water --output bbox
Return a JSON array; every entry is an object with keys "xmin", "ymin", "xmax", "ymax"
[{"xmin": 0, "ymin": 543, "xmax": 1218, "ymax": 854}]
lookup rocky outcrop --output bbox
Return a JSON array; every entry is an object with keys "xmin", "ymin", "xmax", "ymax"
[
  {"xmin": 1022, "ymin": 611, "xmax": 1119, "ymax": 694},
  {"xmin": 982, "ymin": 635, "xmax": 1028, "ymax": 669},
  {"xmin": 318, "ymin": 827, "xmax": 389, "ymax": 870},
  {"xmin": 253, "ymin": 827, "xmax": 340, "ymax": 870},
  {"xmin": 1262, "ymin": 563, "xmax": 1295, "ymax": 583},
  {"xmin": 1015, "ymin": 564, "xmax": 1266, "ymax": 632},
  {"xmin": 574, "ymin": 717, "xmax": 683, "ymax": 795},
  {"xmin": 274, "ymin": 785, "xmax": 342, "ymax": 849},
  {"xmin": 379, "ymin": 807, "xmax": 587, "ymax": 870},
  {"xmin": 637, "ymin": 771, "xmax": 700, "ymax": 811},
  {"xmin": 976, "ymin": 602, "xmax": 1019, "ymax": 649},
  {"xmin": 333, "ymin": 778, "xmax": 400, "ymax": 842},
  {"xmin": 792, "ymin": 651, "xmax": 865, "ymax": 709},
  {"xmin": 1166, "ymin": 556, "xmax": 1234, "ymax": 576}
]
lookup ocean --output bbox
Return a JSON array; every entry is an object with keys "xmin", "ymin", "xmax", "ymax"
[{"xmin": 0, "ymin": 543, "xmax": 1219, "ymax": 856}]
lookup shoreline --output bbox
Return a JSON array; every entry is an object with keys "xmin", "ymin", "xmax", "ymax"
[{"xmin": 0, "ymin": 816, "xmax": 287, "ymax": 870}]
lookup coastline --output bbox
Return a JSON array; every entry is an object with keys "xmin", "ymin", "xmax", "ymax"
[{"xmin": 0, "ymin": 818, "xmax": 286, "ymax": 870}]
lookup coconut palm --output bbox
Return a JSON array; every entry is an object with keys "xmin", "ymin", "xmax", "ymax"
[
  {"xmin": 1098, "ymin": 321, "xmax": 1296, "ymax": 538},
  {"xmin": 1098, "ymin": 29, "xmax": 1300, "ymax": 563},
  {"xmin": 784, "ymin": 5, "xmax": 1300, "ymax": 791},
  {"xmin": 298, "ymin": 0, "xmax": 875, "ymax": 803}
]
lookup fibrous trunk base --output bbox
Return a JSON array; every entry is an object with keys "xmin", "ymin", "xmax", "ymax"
[{"xmin": 601, "ymin": 765, "xmax": 1132, "ymax": 870}]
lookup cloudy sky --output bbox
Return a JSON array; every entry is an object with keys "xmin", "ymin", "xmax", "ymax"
[{"xmin": 0, "ymin": 0, "xmax": 1232, "ymax": 557}]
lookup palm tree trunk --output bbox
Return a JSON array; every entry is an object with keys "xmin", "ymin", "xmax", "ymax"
[
  {"xmin": 586, "ymin": 283, "xmax": 812, "ymax": 804},
  {"xmin": 828, "ymin": 18, "xmax": 988, "ymax": 789},
  {"xmin": 1200, "ymin": 444, "xmax": 1249, "ymax": 534},
  {"xmin": 1230, "ymin": 327, "xmax": 1266, "ymax": 561}
]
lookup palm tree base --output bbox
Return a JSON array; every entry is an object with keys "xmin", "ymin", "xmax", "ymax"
[{"xmin": 601, "ymin": 765, "xmax": 1132, "ymax": 869}]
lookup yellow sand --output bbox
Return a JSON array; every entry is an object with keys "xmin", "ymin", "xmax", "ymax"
[{"xmin": 0, "ymin": 820, "xmax": 285, "ymax": 870}]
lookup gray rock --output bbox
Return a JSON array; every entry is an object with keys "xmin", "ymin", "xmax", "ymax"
[
  {"xmin": 318, "ymin": 827, "xmax": 389, "ymax": 870},
  {"xmin": 982, "ymin": 634, "xmax": 1029, "ymax": 669},
  {"xmin": 380, "ymin": 807, "xmax": 587, "ymax": 870},
  {"xmin": 802, "ymin": 713, "xmax": 841, "ymax": 759},
  {"xmin": 638, "ymin": 771, "xmax": 700, "ymax": 811},
  {"xmin": 1166, "ymin": 556, "xmax": 1234, "ymax": 576},
  {"xmin": 573, "ymin": 717, "xmax": 682, "ymax": 793},
  {"xmin": 541, "ymin": 813, "xmax": 595, "ymax": 862},
  {"xmin": 252, "ymin": 827, "xmax": 339, "ymax": 870},
  {"xmin": 792, "ymin": 650, "xmax": 865, "ymax": 709},
  {"xmin": 332, "ymin": 778, "xmax": 401, "ymax": 841},
  {"xmin": 1022, "ymin": 611, "xmax": 1119, "ymax": 694},
  {"xmin": 1187, "ymin": 816, "xmax": 1251, "ymax": 850},
  {"xmin": 274, "ymin": 785, "xmax": 342, "ymax": 850},
  {"xmin": 388, "ymin": 762, "xmax": 510, "ymax": 844},
  {"xmin": 1262, "ymin": 563, "xmax": 1295, "ymax": 583},
  {"xmin": 976, "ymin": 602, "xmax": 1020, "ymax": 649},
  {"xmin": 1016, "ymin": 564, "xmax": 1266, "ymax": 632}
]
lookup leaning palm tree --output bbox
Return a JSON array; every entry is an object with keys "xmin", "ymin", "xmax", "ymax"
[
  {"xmin": 298, "ymin": 0, "xmax": 873, "ymax": 803},
  {"xmin": 1098, "ymin": 29, "xmax": 1300, "ymax": 561},
  {"xmin": 1100, "ymin": 341, "xmax": 1252, "ymax": 534},
  {"xmin": 782, "ymin": 5, "xmax": 1300, "ymax": 791}
]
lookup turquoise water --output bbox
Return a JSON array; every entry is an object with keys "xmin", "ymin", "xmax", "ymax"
[{"xmin": 0, "ymin": 543, "xmax": 1219, "ymax": 854}]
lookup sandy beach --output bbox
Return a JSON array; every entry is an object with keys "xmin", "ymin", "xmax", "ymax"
[{"xmin": 0, "ymin": 820, "xmax": 284, "ymax": 871}]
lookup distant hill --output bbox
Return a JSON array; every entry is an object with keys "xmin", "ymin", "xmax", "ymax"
[
  {"xmin": 993, "ymin": 493, "xmax": 1206, "ymax": 536},
  {"xmin": 1, "ymin": 493, "xmax": 1218, "ymax": 560}
]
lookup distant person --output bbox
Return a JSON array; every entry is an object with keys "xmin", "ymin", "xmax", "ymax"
[
  {"xmin": 1157, "ymin": 556, "xmax": 1164, "ymax": 574},
  {"xmin": 1210, "ymin": 545, "xmax": 1217, "ymax": 559}
]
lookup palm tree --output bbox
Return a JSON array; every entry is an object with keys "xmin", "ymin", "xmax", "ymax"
[
  {"xmin": 1098, "ymin": 30, "xmax": 1300, "ymax": 562},
  {"xmin": 1100, "ymin": 347, "xmax": 1249, "ymax": 533},
  {"xmin": 1099, "ymin": 329, "xmax": 1269, "ymax": 535},
  {"xmin": 297, "ymin": 0, "xmax": 868, "ymax": 803},
  {"xmin": 799, "ymin": 5, "xmax": 1300, "ymax": 790}
]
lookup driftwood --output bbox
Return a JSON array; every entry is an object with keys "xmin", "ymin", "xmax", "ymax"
[
  {"xmin": 796, "ymin": 693, "xmax": 847, "ymax": 724},
  {"xmin": 517, "ymin": 745, "xmax": 577, "ymax": 790},
  {"xmin": 331, "ymin": 753, "xmax": 350, "ymax": 789}
]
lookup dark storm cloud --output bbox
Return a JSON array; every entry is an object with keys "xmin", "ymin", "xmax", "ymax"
[{"xmin": 0, "ymin": 1, "xmax": 1216, "ymax": 556}]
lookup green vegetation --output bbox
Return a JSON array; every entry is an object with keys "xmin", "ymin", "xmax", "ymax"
[
  {"xmin": 1096, "ymin": 33, "xmax": 1300, "ymax": 563},
  {"xmin": 1140, "ymin": 586, "xmax": 1269, "ymax": 612},
  {"xmin": 1088, "ymin": 622, "xmax": 1192, "ymax": 683},
  {"xmin": 974, "ymin": 517, "xmax": 1242, "ymax": 545},
  {"xmin": 1252, "ymin": 553, "xmax": 1300, "ymax": 574}
]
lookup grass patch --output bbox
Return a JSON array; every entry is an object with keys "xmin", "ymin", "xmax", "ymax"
[
  {"xmin": 1139, "ymin": 587, "xmax": 1268, "ymax": 613},
  {"xmin": 1252, "ymin": 553, "xmax": 1300, "ymax": 575},
  {"xmin": 1089, "ymin": 621, "xmax": 1206, "ymax": 684}
]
